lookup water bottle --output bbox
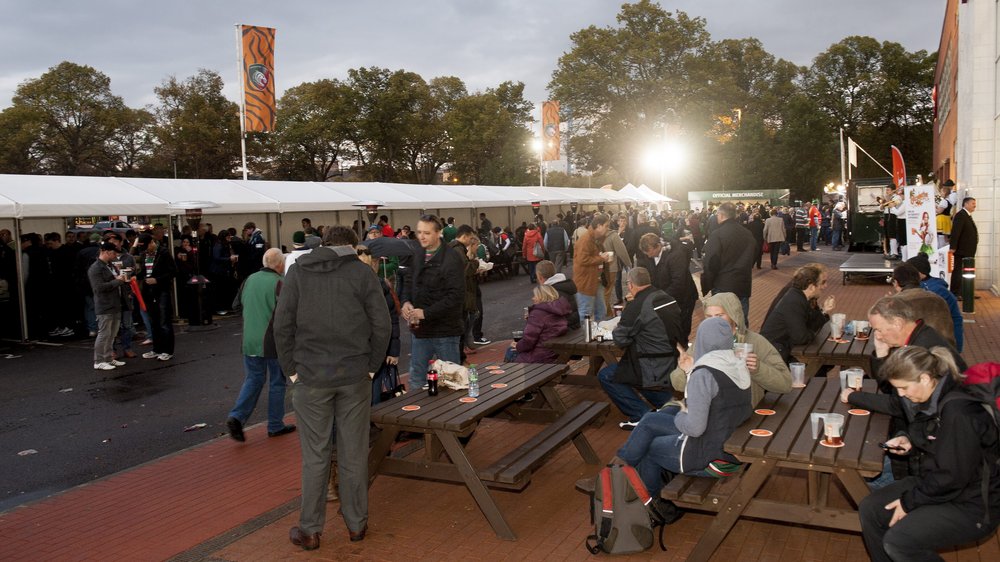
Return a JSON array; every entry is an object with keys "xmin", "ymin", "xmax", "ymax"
[
  {"xmin": 584, "ymin": 314, "xmax": 593, "ymax": 342},
  {"xmin": 427, "ymin": 360, "xmax": 439, "ymax": 396},
  {"xmin": 467, "ymin": 364, "xmax": 479, "ymax": 398}
]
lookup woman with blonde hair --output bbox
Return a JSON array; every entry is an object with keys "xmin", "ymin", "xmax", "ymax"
[
  {"xmin": 859, "ymin": 346, "xmax": 1000, "ymax": 561},
  {"xmin": 504, "ymin": 284, "xmax": 571, "ymax": 363}
]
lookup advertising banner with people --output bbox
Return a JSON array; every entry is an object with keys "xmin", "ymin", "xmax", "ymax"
[{"xmin": 905, "ymin": 183, "xmax": 939, "ymax": 277}]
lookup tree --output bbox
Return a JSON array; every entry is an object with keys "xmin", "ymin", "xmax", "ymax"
[
  {"xmin": 266, "ymin": 79, "xmax": 355, "ymax": 181},
  {"xmin": 150, "ymin": 69, "xmax": 240, "ymax": 178},
  {"xmin": 0, "ymin": 106, "xmax": 43, "ymax": 174},
  {"xmin": 446, "ymin": 91, "xmax": 533, "ymax": 186},
  {"xmin": 8, "ymin": 61, "xmax": 126, "ymax": 175},
  {"xmin": 548, "ymin": 1, "xmax": 722, "ymax": 180},
  {"xmin": 108, "ymin": 107, "xmax": 155, "ymax": 176}
]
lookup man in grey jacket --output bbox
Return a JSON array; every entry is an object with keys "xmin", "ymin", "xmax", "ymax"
[
  {"xmin": 88, "ymin": 241, "xmax": 127, "ymax": 370},
  {"xmin": 597, "ymin": 267, "xmax": 683, "ymax": 429},
  {"xmin": 274, "ymin": 226, "xmax": 390, "ymax": 551}
]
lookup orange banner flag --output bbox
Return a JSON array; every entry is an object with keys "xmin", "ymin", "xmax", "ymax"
[
  {"xmin": 240, "ymin": 25, "xmax": 276, "ymax": 132},
  {"xmin": 542, "ymin": 101, "xmax": 560, "ymax": 161}
]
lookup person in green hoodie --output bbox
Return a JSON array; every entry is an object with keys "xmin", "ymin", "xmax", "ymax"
[{"xmin": 670, "ymin": 292, "xmax": 791, "ymax": 407}]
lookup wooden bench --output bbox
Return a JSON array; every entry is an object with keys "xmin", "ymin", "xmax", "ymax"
[
  {"xmin": 480, "ymin": 400, "xmax": 608, "ymax": 490},
  {"xmin": 575, "ymin": 471, "xmax": 742, "ymax": 514}
]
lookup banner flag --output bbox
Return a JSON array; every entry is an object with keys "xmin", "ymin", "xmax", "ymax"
[
  {"xmin": 905, "ymin": 183, "xmax": 939, "ymax": 275},
  {"xmin": 240, "ymin": 25, "xmax": 276, "ymax": 132},
  {"xmin": 542, "ymin": 101, "xmax": 560, "ymax": 161},
  {"xmin": 848, "ymin": 138, "xmax": 858, "ymax": 168},
  {"xmin": 891, "ymin": 145, "xmax": 906, "ymax": 188}
]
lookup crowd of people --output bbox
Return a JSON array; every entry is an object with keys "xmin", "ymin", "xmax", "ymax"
[{"xmin": 1, "ymin": 187, "xmax": 990, "ymax": 557}]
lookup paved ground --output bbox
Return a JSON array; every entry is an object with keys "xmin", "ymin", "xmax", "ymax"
[{"xmin": 1, "ymin": 246, "xmax": 998, "ymax": 561}]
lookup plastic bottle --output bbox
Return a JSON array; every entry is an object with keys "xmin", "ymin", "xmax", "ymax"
[
  {"xmin": 467, "ymin": 364, "xmax": 479, "ymax": 398},
  {"xmin": 427, "ymin": 360, "xmax": 439, "ymax": 396}
]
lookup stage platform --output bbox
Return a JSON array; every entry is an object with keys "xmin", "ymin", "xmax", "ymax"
[{"xmin": 839, "ymin": 253, "xmax": 895, "ymax": 285}]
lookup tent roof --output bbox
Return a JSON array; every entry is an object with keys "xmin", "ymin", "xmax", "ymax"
[
  {"xmin": 119, "ymin": 178, "xmax": 280, "ymax": 214},
  {"xmin": 232, "ymin": 180, "xmax": 357, "ymax": 213},
  {"xmin": 0, "ymin": 192, "xmax": 16, "ymax": 218},
  {"xmin": 0, "ymin": 175, "xmax": 170, "ymax": 218},
  {"xmin": 637, "ymin": 184, "xmax": 678, "ymax": 203}
]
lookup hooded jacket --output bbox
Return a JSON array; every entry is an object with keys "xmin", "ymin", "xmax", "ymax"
[
  {"xmin": 522, "ymin": 228, "xmax": 544, "ymax": 263},
  {"xmin": 675, "ymin": 317, "xmax": 752, "ymax": 473},
  {"xmin": 514, "ymin": 298, "xmax": 572, "ymax": 363},
  {"xmin": 273, "ymin": 246, "xmax": 391, "ymax": 388},
  {"xmin": 670, "ymin": 292, "xmax": 791, "ymax": 406},
  {"xmin": 572, "ymin": 228, "xmax": 606, "ymax": 297},
  {"xmin": 917, "ymin": 277, "xmax": 963, "ymax": 352},
  {"xmin": 544, "ymin": 273, "xmax": 580, "ymax": 330}
]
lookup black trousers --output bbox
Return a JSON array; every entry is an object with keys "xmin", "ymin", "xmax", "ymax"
[
  {"xmin": 860, "ymin": 476, "xmax": 997, "ymax": 562},
  {"xmin": 950, "ymin": 254, "xmax": 969, "ymax": 297},
  {"xmin": 769, "ymin": 242, "xmax": 781, "ymax": 266},
  {"xmin": 796, "ymin": 228, "xmax": 808, "ymax": 250}
]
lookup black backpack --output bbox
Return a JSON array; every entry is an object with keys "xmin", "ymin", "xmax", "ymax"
[
  {"xmin": 585, "ymin": 464, "xmax": 667, "ymax": 555},
  {"xmin": 938, "ymin": 362, "xmax": 1000, "ymax": 525}
]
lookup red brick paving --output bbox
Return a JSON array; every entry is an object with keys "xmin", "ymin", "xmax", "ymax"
[{"xmin": 1, "ymin": 248, "xmax": 998, "ymax": 561}]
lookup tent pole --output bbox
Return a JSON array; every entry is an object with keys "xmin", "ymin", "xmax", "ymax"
[
  {"xmin": 13, "ymin": 218, "xmax": 28, "ymax": 343},
  {"xmin": 169, "ymin": 215, "xmax": 179, "ymax": 319}
]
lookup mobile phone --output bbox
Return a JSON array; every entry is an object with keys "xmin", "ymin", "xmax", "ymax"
[{"xmin": 878, "ymin": 442, "xmax": 905, "ymax": 452}]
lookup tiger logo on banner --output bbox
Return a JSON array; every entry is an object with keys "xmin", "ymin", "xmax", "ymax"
[
  {"xmin": 542, "ymin": 101, "xmax": 560, "ymax": 161},
  {"xmin": 241, "ymin": 25, "xmax": 276, "ymax": 132}
]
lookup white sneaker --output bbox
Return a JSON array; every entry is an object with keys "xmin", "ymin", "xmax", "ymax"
[
  {"xmin": 94, "ymin": 362, "xmax": 116, "ymax": 370},
  {"xmin": 142, "ymin": 351, "xmax": 158, "ymax": 359},
  {"xmin": 110, "ymin": 360, "xmax": 126, "ymax": 367},
  {"xmin": 88, "ymin": 331, "xmax": 97, "ymax": 337},
  {"xmin": 57, "ymin": 327, "xmax": 74, "ymax": 336},
  {"xmin": 157, "ymin": 353, "xmax": 173, "ymax": 361}
]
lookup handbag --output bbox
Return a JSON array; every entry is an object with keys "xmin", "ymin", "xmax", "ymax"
[
  {"xmin": 372, "ymin": 363, "xmax": 405, "ymax": 404},
  {"xmin": 533, "ymin": 241, "xmax": 544, "ymax": 259},
  {"xmin": 762, "ymin": 241, "xmax": 770, "ymax": 253}
]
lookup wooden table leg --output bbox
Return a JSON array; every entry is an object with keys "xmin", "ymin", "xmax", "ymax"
[
  {"xmin": 838, "ymin": 469, "xmax": 873, "ymax": 507},
  {"xmin": 686, "ymin": 459, "xmax": 776, "ymax": 562},
  {"xmin": 435, "ymin": 430, "xmax": 517, "ymax": 540},
  {"xmin": 537, "ymin": 385, "xmax": 600, "ymax": 464},
  {"xmin": 367, "ymin": 424, "xmax": 397, "ymax": 487}
]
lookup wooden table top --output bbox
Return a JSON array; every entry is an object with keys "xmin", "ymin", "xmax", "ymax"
[
  {"xmin": 725, "ymin": 376, "xmax": 889, "ymax": 475},
  {"xmin": 542, "ymin": 330, "xmax": 621, "ymax": 356},
  {"xmin": 370, "ymin": 363, "xmax": 568, "ymax": 433},
  {"xmin": 791, "ymin": 323, "xmax": 876, "ymax": 367}
]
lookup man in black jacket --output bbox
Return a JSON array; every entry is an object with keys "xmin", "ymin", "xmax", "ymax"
[
  {"xmin": 701, "ymin": 202, "xmax": 755, "ymax": 322},
  {"xmin": 401, "ymin": 215, "xmax": 466, "ymax": 390},
  {"xmin": 635, "ymin": 232, "xmax": 698, "ymax": 343},
  {"xmin": 949, "ymin": 197, "xmax": 978, "ymax": 298},
  {"xmin": 135, "ymin": 234, "xmax": 177, "ymax": 361},
  {"xmin": 760, "ymin": 264, "xmax": 835, "ymax": 363}
]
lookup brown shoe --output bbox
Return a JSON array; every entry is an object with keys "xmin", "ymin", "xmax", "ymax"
[
  {"xmin": 349, "ymin": 524, "xmax": 368, "ymax": 542},
  {"xmin": 289, "ymin": 526, "xmax": 321, "ymax": 550},
  {"xmin": 326, "ymin": 459, "xmax": 339, "ymax": 502}
]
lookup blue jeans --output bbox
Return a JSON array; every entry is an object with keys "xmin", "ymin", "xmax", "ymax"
[
  {"xmin": 809, "ymin": 226, "xmax": 819, "ymax": 250},
  {"xmin": 409, "ymin": 335, "xmax": 460, "ymax": 389},
  {"xmin": 139, "ymin": 308, "xmax": 154, "ymax": 337},
  {"xmin": 597, "ymin": 364, "xmax": 672, "ymax": 422},
  {"xmin": 116, "ymin": 309, "xmax": 134, "ymax": 353},
  {"xmin": 526, "ymin": 260, "xmax": 537, "ymax": 283},
  {"xmin": 576, "ymin": 289, "xmax": 607, "ymax": 323},
  {"xmin": 619, "ymin": 430, "xmax": 684, "ymax": 494},
  {"xmin": 831, "ymin": 229, "xmax": 842, "ymax": 249},
  {"xmin": 229, "ymin": 356, "xmax": 287, "ymax": 433},
  {"xmin": 83, "ymin": 295, "xmax": 97, "ymax": 333}
]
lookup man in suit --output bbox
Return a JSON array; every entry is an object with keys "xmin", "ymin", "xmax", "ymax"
[{"xmin": 949, "ymin": 197, "xmax": 978, "ymax": 298}]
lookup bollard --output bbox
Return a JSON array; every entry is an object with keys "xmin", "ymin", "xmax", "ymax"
[{"xmin": 962, "ymin": 257, "xmax": 975, "ymax": 314}]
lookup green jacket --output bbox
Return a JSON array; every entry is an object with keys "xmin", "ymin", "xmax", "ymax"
[
  {"xmin": 442, "ymin": 224, "xmax": 458, "ymax": 243},
  {"xmin": 241, "ymin": 268, "xmax": 282, "ymax": 357}
]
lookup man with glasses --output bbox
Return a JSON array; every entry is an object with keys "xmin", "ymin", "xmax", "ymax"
[{"xmin": 760, "ymin": 264, "xmax": 836, "ymax": 364}]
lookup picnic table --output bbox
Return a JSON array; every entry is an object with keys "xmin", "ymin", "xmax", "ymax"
[
  {"xmin": 675, "ymin": 375, "xmax": 889, "ymax": 562},
  {"xmin": 367, "ymin": 362, "xmax": 608, "ymax": 540},
  {"xmin": 791, "ymin": 322, "xmax": 876, "ymax": 379},
  {"xmin": 541, "ymin": 330, "xmax": 622, "ymax": 386}
]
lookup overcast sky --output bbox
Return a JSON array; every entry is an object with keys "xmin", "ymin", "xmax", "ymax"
[{"xmin": 1, "ymin": 0, "xmax": 945, "ymax": 126}]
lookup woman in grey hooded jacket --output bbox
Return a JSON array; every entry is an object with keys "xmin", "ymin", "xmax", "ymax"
[{"xmin": 617, "ymin": 316, "xmax": 752, "ymax": 496}]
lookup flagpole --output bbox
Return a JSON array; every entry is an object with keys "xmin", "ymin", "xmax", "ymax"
[
  {"xmin": 839, "ymin": 127, "xmax": 846, "ymax": 187},
  {"xmin": 235, "ymin": 24, "xmax": 249, "ymax": 180}
]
